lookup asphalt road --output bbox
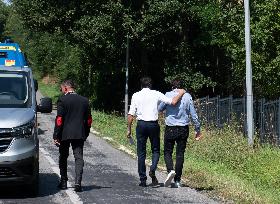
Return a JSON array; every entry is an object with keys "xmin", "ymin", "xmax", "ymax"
[{"xmin": 0, "ymin": 93, "xmax": 219, "ymax": 204}]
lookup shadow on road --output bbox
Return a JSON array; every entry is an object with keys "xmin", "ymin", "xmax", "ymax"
[
  {"xmin": 148, "ymin": 182, "xmax": 188, "ymax": 188},
  {"xmin": 0, "ymin": 173, "xmax": 60, "ymax": 199},
  {"xmin": 0, "ymin": 186, "xmax": 32, "ymax": 199},
  {"xmin": 39, "ymin": 172, "xmax": 60, "ymax": 197},
  {"xmin": 38, "ymin": 128, "xmax": 47, "ymax": 135},
  {"xmin": 82, "ymin": 184, "xmax": 112, "ymax": 191}
]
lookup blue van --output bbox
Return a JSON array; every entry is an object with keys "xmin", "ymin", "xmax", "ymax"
[{"xmin": 0, "ymin": 41, "xmax": 28, "ymax": 67}]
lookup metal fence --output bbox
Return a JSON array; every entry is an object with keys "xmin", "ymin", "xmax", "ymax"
[{"xmin": 195, "ymin": 96, "xmax": 280, "ymax": 145}]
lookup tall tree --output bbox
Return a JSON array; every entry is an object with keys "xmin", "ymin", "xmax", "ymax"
[
  {"xmin": 6, "ymin": 0, "xmax": 280, "ymax": 112},
  {"xmin": 0, "ymin": 1, "xmax": 9, "ymax": 40}
]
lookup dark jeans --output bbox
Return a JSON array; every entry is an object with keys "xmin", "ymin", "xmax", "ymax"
[
  {"xmin": 164, "ymin": 125, "xmax": 189, "ymax": 182},
  {"xmin": 59, "ymin": 139, "xmax": 84, "ymax": 184},
  {"xmin": 136, "ymin": 120, "xmax": 160, "ymax": 182}
]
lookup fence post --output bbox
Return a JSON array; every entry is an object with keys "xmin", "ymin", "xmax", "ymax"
[
  {"xmin": 260, "ymin": 98, "xmax": 265, "ymax": 143},
  {"xmin": 217, "ymin": 95, "xmax": 220, "ymax": 128},
  {"xmin": 206, "ymin": 95, "xmax": 209, "ymax": 131},
  {"xmin": 278, "ymin": 98, "xmax": 280, "ymax": 145},
  {"xmin": 243, "ymin": 96, "xmax": 247, "ymax": 135},
  {"xmin": 229, "ymin": 95, "xmax": 233, "ymax": 122}
]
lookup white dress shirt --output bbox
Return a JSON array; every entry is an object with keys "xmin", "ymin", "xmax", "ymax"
[{"xmin": 128, "ymin": 88, "xmax": 173, "ymax": 121}]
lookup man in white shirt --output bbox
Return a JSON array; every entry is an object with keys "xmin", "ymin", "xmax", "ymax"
[{"xmin": 127, "ymin": 77, "xmax": 185, "ymax": 187}]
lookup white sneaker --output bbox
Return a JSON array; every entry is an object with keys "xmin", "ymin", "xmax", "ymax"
[
  {"xmin": 164, "ymin": 170, "xmax": 176, "ymax": 187},
  {"xmin": 174, "ymin": 181, "xmax": 182, "ymax": 188}
]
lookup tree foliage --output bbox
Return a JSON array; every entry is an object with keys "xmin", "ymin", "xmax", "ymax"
[
  {"xmin": 0, "ymin": 1, "xmax": 9, "ymax": 40},
  {"xmin": 2, "ymin": 0, "xmax": 280, "ymax": 111}
]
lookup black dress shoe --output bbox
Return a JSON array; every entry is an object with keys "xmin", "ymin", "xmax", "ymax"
[
  {"xmin": 139, "ymin": 182, "xmax": 147, "ymax": 187},
  {"xmin": 58, "ymin": 180, "xmax": 67, "ymax": 190},
  {"xmin": 74, "ymin": 184, "xmax": 82, "ymax": 192},
  {"xmin": 149, "ymin": 171, "xmax": 159, "ymax": 185}
]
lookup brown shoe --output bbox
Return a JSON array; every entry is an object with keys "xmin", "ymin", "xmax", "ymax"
[
  {"xmin": 149, "ymin": 171, "xmax": 159, "ymax": 185},
  {"xmin": 139, "ymin": 182, "xmax": 147, "ymax": 187},
  {"xmin": 74, "ymin": 184, "xmax": 82, "ymax": 192},
  {"xmin": 58, "ymin": 180, "xmax": 67, "ymax": 190}
]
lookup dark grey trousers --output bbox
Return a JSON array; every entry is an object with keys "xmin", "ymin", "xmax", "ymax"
[
  {"xmin": 164, "ymin": 125, "xmax": 189, "ymax": 182},
  {"xmin": 59, "ymin": 139, "xmax": 84, "ymax": 184}
]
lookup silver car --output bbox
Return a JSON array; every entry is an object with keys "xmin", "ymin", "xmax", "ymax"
[{"xmin": 0, "ymin": 65, "xmax": 52, "ymax": 195}]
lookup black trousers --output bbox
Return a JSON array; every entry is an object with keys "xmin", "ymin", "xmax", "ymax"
[
  {"xmin": 164, "ymin": 125, "xmax": 189, "ymax": 182},
  {"xmin": 59, "ymin": 139, "xmax": 84, "ymax": 184},
  {"xmin": 136, "ymin": 120, "xmax": 160, "ymax": 182}
]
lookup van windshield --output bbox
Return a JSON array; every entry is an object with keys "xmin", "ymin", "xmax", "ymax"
[{"xmin": 0, "ymin": 71, "xmax": 31, "ymax": 108}]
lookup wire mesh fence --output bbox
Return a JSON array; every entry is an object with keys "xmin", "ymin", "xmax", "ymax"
[{"xmin": 195, "ymin": 96, "xmax": 280, "ymax": 145}]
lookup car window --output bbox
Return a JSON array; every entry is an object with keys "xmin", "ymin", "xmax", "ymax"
[{"xmin": 0, "ymin": 71, "xmax": 31, "ymax": 108}]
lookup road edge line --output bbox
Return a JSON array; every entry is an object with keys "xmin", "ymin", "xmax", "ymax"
[{"xmin": 39, "ymin": 146, "xmax": 84, "ymax": 204}]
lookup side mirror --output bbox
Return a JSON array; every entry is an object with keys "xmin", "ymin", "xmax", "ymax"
[
  {"xmin": 34, "ymin": 79, "xmax": 38, "ymax": 92},
  {"xmin": 37, "ymin": 97, "xmax": 52, "ymax": 113}
]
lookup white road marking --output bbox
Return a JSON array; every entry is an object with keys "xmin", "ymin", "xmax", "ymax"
[{"xmin": 39, "ymin": 145, "xmax": 83, "ymax": 204}]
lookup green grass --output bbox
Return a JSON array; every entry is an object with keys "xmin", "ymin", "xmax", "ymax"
[
  {"xmin": 38, "ymin": 80, "xmax": 60, "ymax": 102},
  {"xmin": 38, "ymin": 79, "xmax": 280, "ymax": 203},
  {"xmin": 185, "ymin": 127, "xmax": 280, "ymax": 203}
]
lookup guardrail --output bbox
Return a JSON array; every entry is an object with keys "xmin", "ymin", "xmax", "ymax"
[{"xmin": 195, "ymin": 96, "xmax": 280, "ymax": 145}]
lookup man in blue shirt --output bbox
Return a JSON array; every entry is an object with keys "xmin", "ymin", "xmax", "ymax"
[{"xmin": 158, "ymin": 79, "xmax": 201, "ymax": 188}]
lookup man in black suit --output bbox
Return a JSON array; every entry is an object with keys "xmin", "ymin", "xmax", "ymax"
[{"xmin": 53, "ymin": 79, "xmax": 92, "ymax": 192}]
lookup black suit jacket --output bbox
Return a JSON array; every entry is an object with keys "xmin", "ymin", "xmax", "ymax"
[{"xmin": 53, "ymin": 92, "xmax": 92, "ymax": 141}]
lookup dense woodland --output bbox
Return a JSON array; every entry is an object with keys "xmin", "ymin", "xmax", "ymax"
[{"xmin": 0, "ymin": 0, "xmax": 279, "ymax": 111}]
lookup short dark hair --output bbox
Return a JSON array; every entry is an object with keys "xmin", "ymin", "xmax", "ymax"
[
  {"xmin": 61, "ymin": 79, "xmax": 76, "ymax": 89},
  {"xmin": 140, "ymin": 77, "xmax": 152, "ymax": 88},
  {"xmin": 171, "ymin": 78, "xmax": 183, "ymax": 89}
]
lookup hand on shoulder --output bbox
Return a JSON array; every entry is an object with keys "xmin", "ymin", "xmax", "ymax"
[
  {"xmin": 195, "ymin": 132, "xmax": 202, "ymax": 141},
  {"xmin": 176, "ymin": 89, "xmax": 186, "ymax": 95}
]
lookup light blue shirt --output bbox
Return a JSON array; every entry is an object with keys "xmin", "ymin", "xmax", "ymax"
[{"xmin": 158, "ymin": 90, "xmax": 201, "ymax": 133}]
